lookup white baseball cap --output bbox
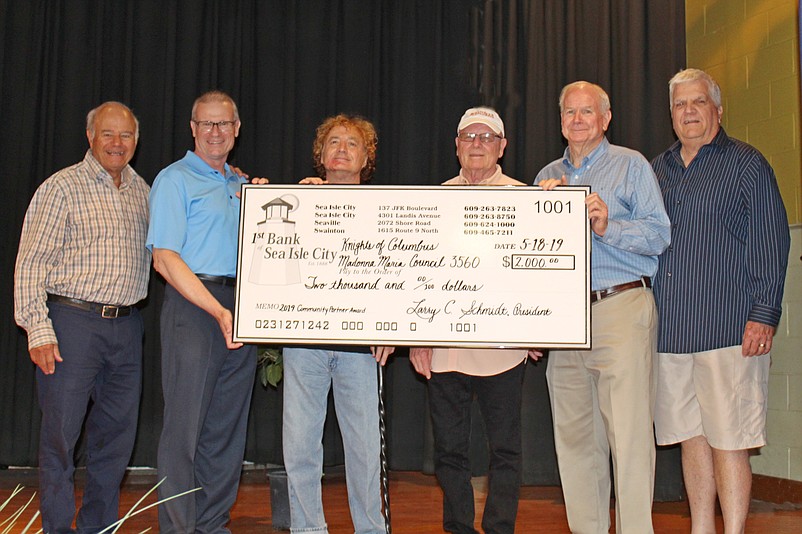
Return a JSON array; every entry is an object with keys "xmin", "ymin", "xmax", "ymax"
[{"xmin": 457, "ymin": 107, "xmax": 505, "ymax": 137}]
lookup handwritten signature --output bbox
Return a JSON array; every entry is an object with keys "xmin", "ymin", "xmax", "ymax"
[{"xmin": 406, "ymin": 299, "xmax": 455, "ymax": 323}]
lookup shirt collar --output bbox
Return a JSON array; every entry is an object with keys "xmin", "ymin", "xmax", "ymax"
[
  {"xmin": 83, "ymin": 150, "xmax": 136, "ymax": 188},
  {"xmin": 668, "ymin": 127, "xmax": 731, "ymax": 166},
  {"xmin": 707, "ymin": 127, "xmax": 731, "ymax": 149},
  {"xmin": 455, "ymin": 164, "xmax": 504, "ymax": 185},
  {"xmin": 184, "ymin": 150, "xmax": 236, "ymax": 181},
  {"xmin": 562, "ymin": 137, "xmax": 610, "ymax": 172}
]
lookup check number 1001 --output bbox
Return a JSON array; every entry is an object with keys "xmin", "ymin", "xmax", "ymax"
[{"xmin": 533, "ymin": 200, "xmax": 573, "ymax": 214}]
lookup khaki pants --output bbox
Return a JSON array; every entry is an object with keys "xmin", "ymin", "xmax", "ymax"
[{"xmin": 547, "ymin": 288, "xmax": 657, "ymax": 534}]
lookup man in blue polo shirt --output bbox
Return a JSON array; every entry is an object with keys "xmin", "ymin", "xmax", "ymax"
[{"xmin": 147, "ymin": 90, "xmax": 256, "ymax": 533}]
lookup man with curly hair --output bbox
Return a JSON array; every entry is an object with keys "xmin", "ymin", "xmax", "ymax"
[{"xmin": 281, "ymin": 114, "xmax": 394, "ymax": 534}]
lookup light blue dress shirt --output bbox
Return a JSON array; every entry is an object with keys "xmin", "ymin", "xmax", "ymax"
[{"xmin": 535, "ymin": 137, "xmax": 670, "ymax": 290}]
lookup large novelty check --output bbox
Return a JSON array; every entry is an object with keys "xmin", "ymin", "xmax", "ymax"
[{"xmin": 234, "ymin": 185, "xmax": 590, "ymax": 348}]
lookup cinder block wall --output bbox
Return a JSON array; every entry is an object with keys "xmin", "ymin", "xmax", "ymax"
[{"xmin": 685, "ymin": 0, "xmax": 802, "ymax": 481}]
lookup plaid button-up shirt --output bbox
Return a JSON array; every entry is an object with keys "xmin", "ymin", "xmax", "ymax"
[{"xmin": 14, "ymin": 150, "xmax": 151, "ymax": 349}]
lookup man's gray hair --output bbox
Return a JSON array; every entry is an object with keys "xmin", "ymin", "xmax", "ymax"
[
  {"xmin": 668, "ymin": 68, "xmax": 722, "ymax": 109},
  {"xmin": 559, "ymin": 81, "xmax": 611, "ymax": 113},
  {"xmin": 86, "ymin": 102, "xmax": 140, "ymax": 141},
  {"xmin": 191, "ymin": 90, "xmax": 240, "ymax": 121}
]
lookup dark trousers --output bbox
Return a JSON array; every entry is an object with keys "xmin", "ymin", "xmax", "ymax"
[
  {"xmin": 37, "ymin": 303, "xmax": 143, "ymax": 534},
  {"xmin": 428, "ymin": 363, "xmax": 525, "ymax": 534},
  {"xmin": 157, "ymin": 281, "xmax": 256, "ymax": 534}
]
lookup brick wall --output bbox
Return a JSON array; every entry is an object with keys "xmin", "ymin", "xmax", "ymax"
[{"xmin": 685, "ymin": 0, "xmax": 802, "ymax": 481}]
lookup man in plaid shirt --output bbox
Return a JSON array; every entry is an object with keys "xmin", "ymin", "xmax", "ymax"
[{"xmin": 14, "ymin": 101, "xmax": 150, "ymax": 534}]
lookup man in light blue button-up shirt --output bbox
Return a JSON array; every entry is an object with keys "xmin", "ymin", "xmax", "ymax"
[{"xmin": 535, "ymin": 81, "xmax": 670, "ymax": 534}]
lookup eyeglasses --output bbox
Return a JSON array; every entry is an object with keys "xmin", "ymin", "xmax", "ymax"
[
  {"xmin": 457, "ymin": 132, "xmax": 502, "ymax": 144},
  {"xmin": 193, "ymin": 120, "xmax": 237, "ymax": 133}
]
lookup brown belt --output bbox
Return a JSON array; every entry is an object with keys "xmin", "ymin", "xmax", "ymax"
[
  {"xmin": 591, "ymin": 276, "xmax": 651, "ymax": 304},
  {"xmin": 47, "ymin": 294, "xmax": 133, "ymax": 318}
]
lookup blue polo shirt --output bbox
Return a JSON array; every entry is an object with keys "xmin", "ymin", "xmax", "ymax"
[{"xmin": 147, "ymin": 150, "xmax": 245, "ymax": 277}]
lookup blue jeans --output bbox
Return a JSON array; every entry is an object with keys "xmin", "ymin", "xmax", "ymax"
[
  {"xmin": 37, "ymin": 302, "xmax": 143, "ymax": 534},
  {"xmin": 282, "ymin": 348, "xmax": 384, "ymax": 533}
]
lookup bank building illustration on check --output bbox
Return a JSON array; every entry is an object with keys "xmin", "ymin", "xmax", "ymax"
[{"xmin": 249, "ymin": 195, "xmax": 301, "ymax": 285}]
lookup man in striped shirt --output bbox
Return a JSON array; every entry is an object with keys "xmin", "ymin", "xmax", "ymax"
[
  {"xmin": 651, "ymin": 68, "xmax": 790, "ymax": 534},
  {"xmin": 14, "ymin": 101, "xmax": 150, "ymax": 533}
]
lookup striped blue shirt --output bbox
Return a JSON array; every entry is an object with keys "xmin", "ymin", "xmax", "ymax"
[
  {"xmin": 535, "ymin": 137, "xmax": 671, "ymax": 290},
  {"xmin": 651, "ymin": 129, "xmax": 790, "ymax": 353}
]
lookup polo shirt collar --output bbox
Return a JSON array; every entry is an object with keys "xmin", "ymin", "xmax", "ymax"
[{"xmin": 184, "ymin": 150, "xmax": 235, "ymax": 180}]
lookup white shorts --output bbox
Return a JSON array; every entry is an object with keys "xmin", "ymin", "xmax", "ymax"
[{"xmin": 654, "ymin": 345, "xmax": 769, "ymax": 450}]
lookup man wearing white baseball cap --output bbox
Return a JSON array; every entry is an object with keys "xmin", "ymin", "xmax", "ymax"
[
  {"xmin": 410, "ymin": 106, "xmax": 541, "ymax": 533},
  {"xmin": 457, "ymin": 106, "xmax": 506, "ymax": 138}
]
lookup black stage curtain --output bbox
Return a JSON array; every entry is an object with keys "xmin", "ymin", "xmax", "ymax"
[{"xmin": 0, "ymin": 0, "xmax": 684, "ymax": 499}]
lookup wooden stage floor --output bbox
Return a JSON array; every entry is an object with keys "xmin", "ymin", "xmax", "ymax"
[{"xmin": 2, "ymin": 467, "xmax": 801, "ymax": 532}]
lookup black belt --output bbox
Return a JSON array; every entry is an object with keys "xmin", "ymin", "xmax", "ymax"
[
  {"xmin": 47, "ymin": 294, "xmax": 133, "ymax": 318},
  {"xmin": 196, "ymin": 274, "xmax": 237, "ymax": 287},
  {"xmin": 591, "ymin": 276, "xmax": 651, "ymax": 304}
]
